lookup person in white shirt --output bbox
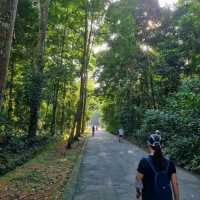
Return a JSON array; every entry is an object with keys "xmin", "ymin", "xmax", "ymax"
[{"xmin": 118, "ymin": 128, "xmax": 124, "ymax": 142}]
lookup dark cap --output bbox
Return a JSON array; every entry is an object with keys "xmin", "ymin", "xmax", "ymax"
[{"xmin": 147, "ymin": 132, "xmax": 162, "ymax": 147}]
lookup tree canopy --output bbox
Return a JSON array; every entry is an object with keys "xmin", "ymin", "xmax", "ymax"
[
  {"xmin": 96, "ymin": 0, "xmax": 200, "ymax": 172},
  {"xmin": 0, "ymin": 0, "xmax": 200, "ymax": 173}
]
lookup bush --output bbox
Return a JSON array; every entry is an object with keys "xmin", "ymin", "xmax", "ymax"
[
  {"xmin": 0, "ymin": 135, "xmax": 52, "ymax": 176},
  {"xmin": 103, "ymin": 77, "xmax": 200, "ymax": 172},
  {"xmin": 191, "ymin": 155, "xmax": 200, "ymax": 173},
  {"xmin": 165, "ymin": 135, "xmax": 200, "ymax": 171},
  {"xmin": 137, "ymin": 109, "xmax": 180, "ymax": 141},
  {"xmin": 134, "ymin": 108, "xmax": 200, "ymax": 172},
  {"xmin": 102, "ymin": 100, "xmax": 144, "ymax": 135}
]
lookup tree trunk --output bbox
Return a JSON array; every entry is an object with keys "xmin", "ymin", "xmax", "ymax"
[
  {"xmin": 60, "ymin": 86, "xmax": 67, "ymax": 134},
  {"xmin": 60, "ymin": 103, "xmax": 65, "ymax": 135},
  {"xmin": 80, "ymin": 16, "xmax": 94, "ymax": 135},
  {"xmin": 81, "ymin": 86, "xmax": 87, "ymax": 134},
  {"xmin": 28, "ymin": 0, "xmax": 50, "ymax": 138},
  {"xmin": 150, "ymin": 73, "xmax": 156, "ymax": 109},
  {"xmin": 50, "ymin": 82, "xmax": 59, "ymax": 136},
  {"xmin": 28, "ymin": 74, "xmax": 42, "ymax": 137},
  {"xmin": 0, "ymin": 0, "xmax": 18, "ymax": 108},
  {"xmin": 147, "ymin": 56, "xmax": 156, "ymax": 109},
  {"xmin": 74, "ymin": 4, "xmax": 89, "ymax": 140},
  {"xmin": 67, "ymin": 112, "xmax": 77, "ymax": 148},
  {"xmin": 69, "ymin": 1, "xmax": 95, "ymax": 143},
  {"xmin": 8, "ymin": 62, "xmax": 15, "ymax": 118},
  {"xmin": 44, "ymin": 99, "xmax": 50, "ymax": 130},
  {"xmin": 74, "ymin": 1, "xmax": 96, "ymax": 139}
]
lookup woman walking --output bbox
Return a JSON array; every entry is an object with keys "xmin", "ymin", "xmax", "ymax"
[{"xmin": 135, "ymin": 132, "xmax": 180, "ymax": 200}]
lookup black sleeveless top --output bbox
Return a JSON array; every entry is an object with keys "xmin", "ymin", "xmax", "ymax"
[{"xmin": 137, "ymin": 156, "xmax": 176, "ymax": 200}]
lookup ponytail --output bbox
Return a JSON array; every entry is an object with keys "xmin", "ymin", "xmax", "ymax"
[{"xmin": 152, "ymin": 145, "xmax": 164, "ymax": 170}]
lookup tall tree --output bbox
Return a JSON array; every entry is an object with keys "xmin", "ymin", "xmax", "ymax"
[
  {"xmin": 28, "ymin": 0, "xmax": 50, "ymax": 137},
  {"xmin": 0, "ymin": 0, "xmax": 18, "ymax": 107},
  {"xmin": 74, "ymin": 1, "xmax": 90, "ymax": 140}
]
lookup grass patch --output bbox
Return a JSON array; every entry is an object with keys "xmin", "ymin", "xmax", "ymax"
[
  {"xmin": 0, "ymin": 135, "xmax": 54, "ymax": 175},
  {"xmin": 0, "ymin": 137, "xmax": 86, "ymax": 200}
]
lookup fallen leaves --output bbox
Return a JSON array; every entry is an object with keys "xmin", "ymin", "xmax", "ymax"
[{"xmin": 0, "ymin": 138, "xmax": 85, "ymax": 200}]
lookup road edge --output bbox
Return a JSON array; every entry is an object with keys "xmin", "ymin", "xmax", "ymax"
[{"xmin": 61, "ymin": 137, "xmax": 88, "ymax": 200}]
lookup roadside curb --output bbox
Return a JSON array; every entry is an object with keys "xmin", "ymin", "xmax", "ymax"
[{"xmin": 61, "ymin": 137, "xmax": 88, "ymax": 200}]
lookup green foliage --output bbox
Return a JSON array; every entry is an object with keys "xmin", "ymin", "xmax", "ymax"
[
  {"xmin": 135, "ymin": 109, "xmax": 179, "ymax": 143},
  {"xmin": 166, "ymin": 135, "xmax": 200, "ymax": 172},
  {"xmin": 97, "ymin": 0, "xmax": 200, "ymax": 172},
  {"xmin": 0, "ymin": 135, "xmax": 53, "ymax": 175},
  {"xmin": 1, "ymin": 0, "xmax": 104, "ymax": 174},
  {"xmin": 1, "ymin": 0, "xmax": 200, "ymax": 174},
  {"xmin": 102, "ymin": 100, "xmax": 143, "ymax": 134},
  {"xmin": 0, "ymin": 138, "xmax": 85, "ymax": 199},
  {"xmin": 132, "ymin": 78, "xmax": 200, "ymax": 172},
  {"xmin": 102, "ymin": 102, "xmax": 117, "ymax": 133}
]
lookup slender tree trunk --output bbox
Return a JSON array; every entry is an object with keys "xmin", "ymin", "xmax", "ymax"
[
  {"xmin": 28, "ymin": 75, "xmax": 42, "ymax": 137},
  {"xmin": 8, "ymin": 62, "xmax": 15, "ymax": 118},
  {"xmin": 142, "ymin": 66, "xmax": 150, "ymax": 107},
  {"xmin": 0, "ymin": 0, "xmax": 18, "ymax": 108},
  {"xmin": 44, "ymin": 99, "xmax": 50, "ymax": 129},
  {"xmin": 150, "ymin": 73, "xmax": 156, "ymax": 109},
  {"xmin": 53, "ymin": 21, "xmax": 68, "ymax": 135},
  {"xmin": 69, "ymin": 1, "xmax": 95, "ymax": 144},
  {"xmin": 74, "ymin": 4, "xmax": 89, "ymax": 140},
  {"xmin": 67, "ymin": 112, "xmax": 77, "ymax": 148},
  {"xmin": 60, "ymin": 104, "xmax": 65, "ymax": 134},
  {"xmin": 80, "ymin": 15, "xmax": 94, "ymax": 134},
  {"xmin": 147, "ymin": 56, "xmax": 156, "ymax": 109},
  {"xmin": 81, "ymin": 84, "xmax": 87, "ymax": 134},
  {"xmin": 60, "ymin": 86, "xmax": 67, "ymax": 134},
  {"xmin": 28, "ymin": 0, "xmax": 50, "ymax": 137},
  {"xmin": 50, "ymin": 82, "xmax": 59, "ymax": 136},
  {"xmin": 74, "ymin": 1, "xmax": 96, "ymax": 139}
]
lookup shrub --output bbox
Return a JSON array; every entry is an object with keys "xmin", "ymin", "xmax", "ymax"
[
  {"xmin": 134, "ymin": 107, "xmax": 200, "ymax": 172},
  {"xmin": 138, "ymin": 109, "xmax": 180, "ymax": 139}
]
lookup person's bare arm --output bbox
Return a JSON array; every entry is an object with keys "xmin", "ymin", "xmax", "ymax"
[
  {"xmin": 171, "ymin": 173, "xmax": 180, "ymax": 200},
  {"xmin": 135, "ymin": 172, "xmax": 144, "ymax": 199}
]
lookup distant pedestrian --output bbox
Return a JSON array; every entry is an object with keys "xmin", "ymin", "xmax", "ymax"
[
  {"xmin": 135, "ymin": 132, "xmax": 180, "ymax": 200},
  {"xmin": 118, "ymin": 128, "xmax": 124, "ymax": 142},
  {"xmin": 92, "ymin": 126, "xmax": 95, "ymax": 136}
]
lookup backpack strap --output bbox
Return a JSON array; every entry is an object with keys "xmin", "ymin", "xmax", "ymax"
[
  {"xmin": 165, "ymin": 158, "xmax": 170, "ymax": 172},
  {"xmin": 144, "ymin": 156, "xmax": 157, "ymax": 174},
  {"xmin": 145, "ymin": 156, "xmax": 170, "ymax": 173}
]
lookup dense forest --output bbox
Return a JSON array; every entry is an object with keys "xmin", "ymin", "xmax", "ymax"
[
  {"xmin": 0, "ymin": 0, "xmax": 104, "ymax": 175},
  {"xmin": 97, "ymin": 0, "xmax": 200, "ymax": 172},
  {"xmin": 0, "ymin": 0, "xmax": 199, "ymax": 176}
]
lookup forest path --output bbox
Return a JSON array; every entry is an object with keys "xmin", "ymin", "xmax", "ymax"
[{"xmin": 72, "ymin": 131, "xmax": 200, "ymax": 200}]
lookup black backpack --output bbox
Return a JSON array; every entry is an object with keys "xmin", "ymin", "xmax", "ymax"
[{"xmin": 145, "ymin": 156, "xmax": 173, "ymax": 200}]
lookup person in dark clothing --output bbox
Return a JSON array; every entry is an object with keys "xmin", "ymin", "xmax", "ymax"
[
  {"xmin": 135, "ymin": 132, "xmax": 180, "ymax": 200},
  {"xmin": 92, "ymin": 126, "xmax": 95, "ymax": 136}
]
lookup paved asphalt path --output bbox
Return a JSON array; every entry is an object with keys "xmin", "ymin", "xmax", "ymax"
[{"xmin": 73, "ymin": 131, "xmax": 200, "ymax": 200}]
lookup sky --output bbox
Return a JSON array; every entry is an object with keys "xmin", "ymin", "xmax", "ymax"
[
  {"xmin": 93, "ymin": 0, "xmax": 178, "ymax": 54},
  {"xmin": 159, "ymin": 0, "xmax": 178, "ymax": 7},
  {"xmin": 112, "ymin": 0, "xmax": 178, "ymax": 7}
]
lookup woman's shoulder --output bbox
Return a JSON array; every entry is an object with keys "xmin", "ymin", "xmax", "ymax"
[
  {"xmin": 137, "ymin": 156, "xmax": 150, "ymax": 173},
  {"xmin": 139, "ymin": 156, "xmax": 151, "ymax": 163},
  {"xmin": 164, "ymin": 157, "xmax": 175, "ymax": 165},
  {"xmin": 164, "ymin": 157, "xmax": 176, "ymax": 173}
]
